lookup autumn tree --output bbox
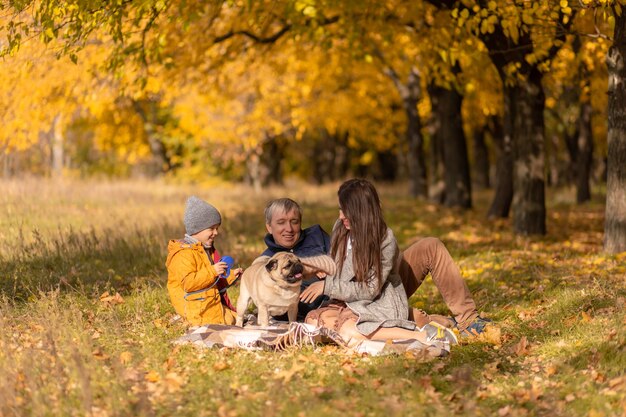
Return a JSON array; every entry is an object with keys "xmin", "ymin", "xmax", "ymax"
[
  {"xmin": 605, "ymin": 4, "xmax": 626, "ymax": 253},
  {"xmin": 428, "ymin": 1, "xmax": 578, "ymax": 235}
]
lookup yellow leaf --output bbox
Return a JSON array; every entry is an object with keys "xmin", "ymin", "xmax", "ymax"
[
  {"xmin": 119, "ymin": 351, "xmax": 133, "ymax": 365},
  {"xmin": 145, "ymin": 370, "xmax": 160, "ymax": 382}
]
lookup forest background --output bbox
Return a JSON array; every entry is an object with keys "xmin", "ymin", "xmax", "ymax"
[
  {"xmin": 1, "ymin": 0, "xmax": 625, "ymax": 251},
  {"xmin": 0, "ymin": 1, "xmax": 625, "ymax": 416}
]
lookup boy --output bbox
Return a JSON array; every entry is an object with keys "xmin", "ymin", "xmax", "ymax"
[{"xmin": 166, "ymin": 196, "xmax": 242, "ymax": 325}]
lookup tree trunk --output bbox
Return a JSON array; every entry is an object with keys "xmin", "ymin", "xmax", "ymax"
[
  {"xmin": 487, "ymin": 114, "xmax": 513, "ymax": 219},
  {"xmin": 383, "ymin": 64, "xmax": 427, "ymax": 198},
  {"xmin": 132, "ymin": 99, "xmax": 170, "ymax": 176},
  {"xmin": 51, "ymin": 113, "xmax": 64, "ymax": 179},
  {"xmin": 564, "ymin": 36, "xmax": 594, "ymax": 203},
  {"xmin": 2, "ymin": 147, "xmax": 13, "ymax": 178},
  {"xmin": 576, "ymin": 96, "xmax": 593, "ymax": 203},
  {"xmin": 604, "ymin": 11, "xmax": 626, "ymax": 254},
  {"xmin": 473, "ymin": 123, "xmax": 490, "ymax": 190},
  {"xmin": 429, "ymin": 80, "xmax": 472, "ymax": 208},
  {"xmin": 245, "ymin": 146, "xmax": 262, "ymax": 193},
  {"xmin": 404, "ymin": 70, "xmax": 428, "ymax": 198},
  {"xmin": 333, "ymin": 131, "xmax": 351, "ymax": 180},
  {"xmin": 481, "ymin": 28, "xmax": 547, "ymax": 233},
  {"xmin": 375, "ymin": 150, "xmax": 397, "ymax": 182},
  {"xmin": 427, "ymin": 83, "xmax": 445, "ymax": 204},
  {"xmin": 509, "ymin": 70, "xmax": 547, "ymax": 235},
  {"xmin": 245, "ymin": 133, "xmax": 285, "ymax": 189},
  {"xmin": 260, "ymin": 133, "xmax": 284, "ymax": 186},
  {"xmin": 312, "ymin": 128, "xmax": 339, "ymax": 184}
]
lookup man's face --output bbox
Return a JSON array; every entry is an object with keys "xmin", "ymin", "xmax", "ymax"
[{"xmin": 266, "ymin": 208, "xmax": 302, "ymax": 249}]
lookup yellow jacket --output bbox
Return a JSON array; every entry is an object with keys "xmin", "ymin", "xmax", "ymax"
[{"xmin": 165, "ymin": 240, "xmax": 238, "ymax": 326}]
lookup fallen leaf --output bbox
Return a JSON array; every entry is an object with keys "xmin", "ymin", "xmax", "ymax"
[
  {"xmin": 544, "ymin": 364, "xmax": 557, "ymax": 377},
  {"xmin": 163, "ymin": 355, "xmax": 176, "ymax": 370},
  {"xmin": 119, "ymin": 351, "xmax": 132, "ymax": 365},
  {"xmin": 511, "ymin": 336, "xmax": 530, "ymax": 356},
  {"xmin": 100, "ymin": 291, "xmax": 124, "ymax": 306},
  {"xmin": 274, "ymin": 362, "xmax": 305, "ymax": 383},
  {"xmin": 606, "ymin": 329, "xmax": 617, "ymax": 341},
  {"xmin": 529, "ymin": 320, "xmax": 547, "ymax": 329},
  {"xmin": 565, "ymin": 393, "xmax": 576, "ymax": 402},
  {"xmin": 145, "ymin": 370, "xmax": 160, "ymax": 383},
  {"xmin": 370, "ymin": 378, "xmax": 384, "ymax": 389},
  {"xmin": 92, "ymin": 348, "xmax": 109, "ymax": 360},
  {"xmin": 477, "ymin": 325, "xmax": 502, "ymax": 346},
  {"xmin": 343, "ymin": 375, "xmax": 359, "ymax": 384},
  {"xmin": 581, "ymin": 310, "xmax": 592, "ymax": 322},
  {"xmin": 213, "ymin": 362, "xmax": 230, "ymax": 371},
  {"xmin": 310, "ymin": 386, "xmax": 334, "ymax": 396}
]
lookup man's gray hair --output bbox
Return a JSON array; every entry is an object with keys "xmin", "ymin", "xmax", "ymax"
[{"xmin": 264, "ymin": 198, "xmax": 302, "ymax": 224}]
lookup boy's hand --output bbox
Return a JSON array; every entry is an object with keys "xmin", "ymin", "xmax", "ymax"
[
  {"xmin": 233, "ymin": 268, "xmax": 243, "ymax": 278},
  {"xmin": 213, "ymin": 261, "xmax": 227, "ymax": 277}
]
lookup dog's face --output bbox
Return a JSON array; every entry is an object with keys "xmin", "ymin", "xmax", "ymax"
[{"xmin": 265, "ymin": 252, "xmax": 304, "ymax": 285}]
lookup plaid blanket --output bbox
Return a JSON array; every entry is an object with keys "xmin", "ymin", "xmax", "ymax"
[{"xmin": 173, "ymin": 321, "xmax": 450, "ymax": 357}]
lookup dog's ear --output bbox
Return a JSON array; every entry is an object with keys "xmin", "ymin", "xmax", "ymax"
[{"xmin": 265, "ymin": 259, "xmax": 278, "ymax": 272}]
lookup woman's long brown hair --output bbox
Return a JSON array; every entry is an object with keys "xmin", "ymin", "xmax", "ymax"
[{"xmin": 330, "ymin": 178, "xmax": 387, "ymax": 288}]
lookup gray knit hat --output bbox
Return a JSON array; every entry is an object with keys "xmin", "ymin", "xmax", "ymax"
[{"xmin": 184, "ymin": 196, "xmax": 222, "ymax": 235}]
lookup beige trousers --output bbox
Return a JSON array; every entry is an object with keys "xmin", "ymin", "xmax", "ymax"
[{"xmin": 397, "ymin": 237, "xmax": 478, "ymax": 330}]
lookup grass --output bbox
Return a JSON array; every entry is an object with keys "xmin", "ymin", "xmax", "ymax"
[{"xmin": 0, "ymin": 178, "xmax": 624, "ymax": 417}]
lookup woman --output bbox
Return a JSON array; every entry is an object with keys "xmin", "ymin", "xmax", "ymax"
[{"xmin": 300, "ymin": 179, "xmax": 456, "ymax": 352}]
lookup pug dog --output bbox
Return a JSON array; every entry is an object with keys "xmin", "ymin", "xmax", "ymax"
[{"xmin": 236, "ymin": 252, "xmax": 305, "ymax": 327}]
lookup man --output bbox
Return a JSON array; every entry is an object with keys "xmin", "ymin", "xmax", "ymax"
[{"xmin": 261, "ymin": 198, "xmax": 332, "ymax": 321}]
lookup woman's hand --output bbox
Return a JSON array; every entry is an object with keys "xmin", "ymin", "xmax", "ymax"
[{"xmin": 300, "ymin": 281, "xmax": 324, "ymax": 303}]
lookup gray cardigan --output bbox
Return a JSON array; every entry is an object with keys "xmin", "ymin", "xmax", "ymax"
[{"xmin": 323, "ymin": 226, "xmax": 416, "ymax": 335}]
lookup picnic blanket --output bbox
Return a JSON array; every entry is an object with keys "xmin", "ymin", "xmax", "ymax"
[{"xmin": 173, "ymin": 321, "xmax": 450, "ymax": 357}]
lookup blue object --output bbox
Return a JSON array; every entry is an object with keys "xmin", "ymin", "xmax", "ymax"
[
  {"xmin": 455, "ymin": 316, "xmax": 493, "ymax": 338},
  {"xmin": 219, "ymin": 255, "xmax": 235, "ymax": 278}
]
